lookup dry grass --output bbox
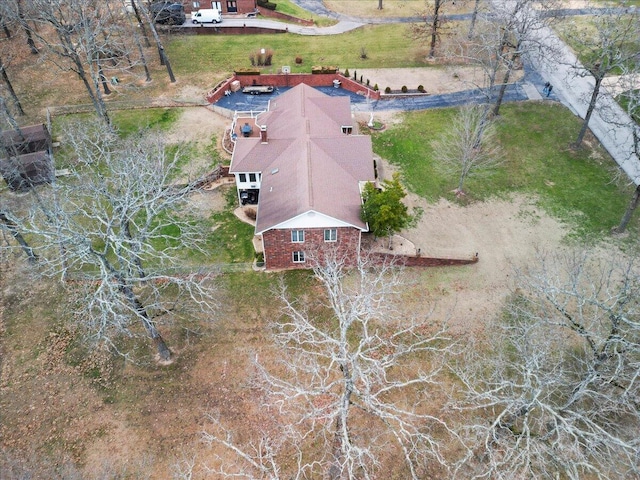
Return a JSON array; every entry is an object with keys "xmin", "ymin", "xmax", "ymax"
[{"xmin": 324, "ymin": 0, "xmax": 475, "ymax": 18}]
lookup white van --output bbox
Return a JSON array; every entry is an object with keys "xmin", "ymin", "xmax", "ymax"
[{"xmin": 192, "ymin": 9, "xmax": 222, "ymax": 24}]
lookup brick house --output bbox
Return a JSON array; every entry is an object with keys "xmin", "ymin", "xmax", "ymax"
[{"xmin": 229, "ymin": 84, "xmax": 376, "ymax": 270}]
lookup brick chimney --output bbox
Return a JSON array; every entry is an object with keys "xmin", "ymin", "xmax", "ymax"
[{"xmin": 260, "ymin": 125, "xmax": 268, "ymax": 144}]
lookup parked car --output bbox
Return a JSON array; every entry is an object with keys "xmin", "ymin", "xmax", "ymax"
[
  {"xmin": 150, "ymin": 1, "xmax": 186, "ymax": 25},
  {"xmin": 191, "ymin": 8, "xmax": 222, "ymax": 24}
]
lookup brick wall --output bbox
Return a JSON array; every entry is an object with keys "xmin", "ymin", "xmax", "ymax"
[
  {"xmin": 257, "ymin": 7, "xmax": 314, "ymax": 25},
  {"xmin": 263, "ymin": 227, "xmax": 361, "ymax": 270},
  {"xmin": 371, "ymin": 252, "xmax": 479, "ymax": 267},
  {"xmin": 205, "ymin": 73, "xmax": 380, "ymax": 103}
]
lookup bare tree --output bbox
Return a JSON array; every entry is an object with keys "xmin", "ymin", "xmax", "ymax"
[
  {"xmin": 13, "ymin": 119, "xmax": 216, "ymax": 360},
  {"xmin": 204, "ymin": 252, "xmax": 459, "ymax": 479},
  {"xmin": 607, "ymin": 70, "xmax": 640, "ymax": 234},
  {"xmin": 410, "ymin": 0, "xmax": 455, "ymax": 59},
  {"xmin": 0, "ymin": 55, "xmax": 25, "ymax": 116},
  {"xmin": 467, "ymin": 0, "xmax": 482, "ymax": 39},
  {"xmin": 567, "ymin": 8, "xmax": 640, "ymax": 148},
  {"xmin": 432, "ymin": 104, "xmax": 503, "ymax": 195},
  {"xmin": 452, "ymin": 249, "xmax": 640, "ymax": 479},
  {"xmin": 133, "ymin": 0, "xmax": 176, "ymax": 83}
]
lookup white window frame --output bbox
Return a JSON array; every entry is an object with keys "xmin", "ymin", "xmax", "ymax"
[
  {"xmin": 291, "ymin": 230, "xmax": 305, "ymax": 243},
  {"xmin": 249, "ymin": 173, "xmax": 257, "ymax": 182},
  {"xmin": 238, "ymin": 173, "xmax": 246, "ymax": 182},
  {"xmin": 292, "ymin": 251, "xmax": 305, "ymax": 263},
  {"xmin": 324, "ymin": 228, "xmax": 337, "ymax": 242}
]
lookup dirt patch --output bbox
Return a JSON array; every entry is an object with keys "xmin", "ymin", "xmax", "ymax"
[
  {"xmin": 355, "ymin": 66, "xmax": 524, "ymax": 93},
  {"xmin": 164, "ymin": 105, "xmax": 230, "ymax": 147}
]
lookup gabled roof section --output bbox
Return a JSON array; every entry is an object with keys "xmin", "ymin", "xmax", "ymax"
[{"xmin": 229, "ymin": 84, "xmax": 375, "ymax": 234}]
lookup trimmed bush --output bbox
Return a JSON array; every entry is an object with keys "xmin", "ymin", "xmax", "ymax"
[
  {"xmin": 311, "ymin": 66, "xmax": 338, "ymax": 74},
  {"xmin": 344, "ymin": 68, "xmax": 350, "ymax": 78},
  {"xmin": 366, "ymin": 79, "xmax": 370, "ymax": 86},
  {"xmin": 257, "ymin": 0, "xmax": 277, "ymax": 10},
  {"xmin": 401, "ymin": 85, "xmax": 408, "ymax": 93},
  {"xmin": 246, "ymin": 208, "xmax": 257, "ymax": 220},
  {"xmin": 295, "ymin": 56, "xmax": 303, "ymax": 64},
  {"xmin": 374, "ymin": 84, "xmax": 379, "ymax": 91},
  {"xmin": 417, "ymin": 85, "xmax": 425, "ymax": 92},
  {"xmin": 385, "ymin": 86, "xmax": 391, "ymax": 93},
  {"xmin": 353, "ymin": 70, "xmax": 357, "ymax": 80},
  {"xmin": 235, "ymin": 68, "xmax": 261, "ymax": 75}
]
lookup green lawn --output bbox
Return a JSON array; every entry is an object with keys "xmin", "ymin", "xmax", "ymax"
[
  {"xmin": 273, "ymin": 0, "xmax": 336, "ymax": 26},
  {"xmin": 166, "ymin": 24, "xmax": 430, "ymax": 75},
  {"xmin": 372, "ymin": 103, "xmax": 638, "ymax": 239}
]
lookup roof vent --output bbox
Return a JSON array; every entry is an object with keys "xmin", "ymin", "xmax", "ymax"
[{"xmin": 271, "ymin": 168, "xmax": 279, "ymax": 175}]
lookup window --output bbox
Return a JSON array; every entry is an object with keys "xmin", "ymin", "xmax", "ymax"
[
  {"xmin": 293, "ymin": 251, "xmax": 305, "ymax": 263},
  {"xmin": 193, "ymin": 1, "xmax": 200, "ymax": 7},
  {"xmin": 342, "ymin": 126, "xmax": 353, "ymax": 135},
  {"xmin": 238, "ymin": 173, "xmax": 246, "ymax": 183},
  {"xmin": 249, "ymin": 173, "xmax": 257, "ymax": 182},
  {"xmin": 226, "ymin": 0, "xmax": 237, "ymax": 12},
  {"xmin": 324, "ymin": 229, "xmax": 337, "ymax": 242},
  {"xmin": 291, "ymin": 230, "xmax": 304, "ymax": 243}
]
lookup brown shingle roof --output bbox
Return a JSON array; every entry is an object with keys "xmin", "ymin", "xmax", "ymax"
[{"xmin": 229, "ymin": 84, "xmax": 375, "ymax": 233}]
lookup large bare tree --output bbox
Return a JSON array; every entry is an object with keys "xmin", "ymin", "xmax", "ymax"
[
  {"xmin": 452, "ymin": 249, "xmax": 640, "ymax": 479},
  {"xmin": 432, "ymin": 104, "xmax": 503, "ymax": 195},
  {"xmin": 11, "ymin": 119, "xmax": 216, "ymax": 360},
  {"xmin": 204, "ymin": 252, "xmax": 459, "ymax": 479},
  {"xmin": 567, "ymin": 7, "xmax": 640, "ymax": 148}
]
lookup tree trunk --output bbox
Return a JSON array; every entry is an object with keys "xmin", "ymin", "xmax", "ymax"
[
  {"xmin": 468, "ymin": 0, "xmax": 480, "ymax": 39},
  {"xmin": 0, "ymin": 59, "xmax": 25, "ymax": 115},
  {"xmin": 66, "ymin": 43, "xmax": 110, "ymax": 124},
  {"xmin": 17, "ymin": 0, "xmax": 38, "ymax": 54},
  {"xmin": 1, "ymin": 17, "xmax": 10, "ymax": 39},
  {"xmin": 493, "ymin": 50, "xmax": 518, "ymax": 117},
  {"xmin": 329, "ymin": 362, "xmax": 353, "ymax": 479},
  {"xmin": 98, "ymin": 62, "xmax": 112, "ymax": 95},
  {"xmin": 378, "ymin": 0, "xmax": 383, "ymax": 10},
  {"xmin": 429, "ymin": 0, "xmax": 442, "ymax": 58},
  {"xmin": 143, "ymin": 7, "xmax": 176, "ymax": 83},
  {"xmin": 132, "ymin": 0, "xmax": 151, "ymax": 48},
  {"xmin": 612, "ymin": 184, "xmax": 640, "ymax": 234},
  {"xmin": 574, "ymin": 74, "xmax": 604, "ymax": 148},
  {"xmin": 0, "ymin": 212, "xmax": 38, "ymax": 263},
  {"xmin": 160, "ymin": 46, "xmax": 176, "ymax": 83},
  {"xmin": 0, "ymin": 98, "xmax": 21, "ymax": 131},
  {"xmin": 120, "ymin": 281, "xmax": 171, "ymax": 360}
]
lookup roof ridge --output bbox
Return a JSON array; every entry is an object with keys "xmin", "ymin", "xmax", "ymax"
[{"xmin": 307, "ymin": 139, "xmax": 313, "ymax": 207}]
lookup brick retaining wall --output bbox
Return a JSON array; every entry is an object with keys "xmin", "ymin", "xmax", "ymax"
[
  {"xmin": 256, "ymin": 7, "xmax": 314, "ymax": 25},
  {"xmin": 371, "ymin": 252, "xmax": 479, "ymax": 267},
  {"xmin": 205, "ymin": 73, "xmax": 380, "ymax": 104}
]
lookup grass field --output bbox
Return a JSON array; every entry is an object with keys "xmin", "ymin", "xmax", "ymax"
[
  {"xmin": 166, "ymin": 23, "xmax": 431, "ymax": 76},
  {"xmin": 372, "ymin": 103, "xmax": 638, "ymax": 240}
]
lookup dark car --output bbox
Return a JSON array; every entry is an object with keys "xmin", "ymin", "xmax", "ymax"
[{"xmin": 150, "ymin": 2, "xmax": 186, "ymax": 25}]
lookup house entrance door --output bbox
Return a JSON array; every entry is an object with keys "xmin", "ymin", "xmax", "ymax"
[{"xmin": 226, "ymin": 0, "xmax": 237, "ymax": 12}]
